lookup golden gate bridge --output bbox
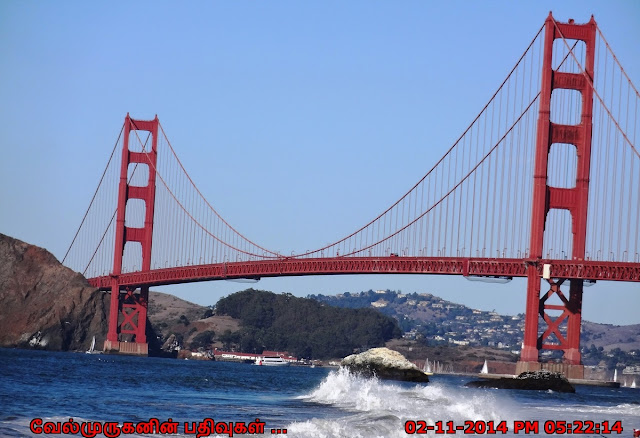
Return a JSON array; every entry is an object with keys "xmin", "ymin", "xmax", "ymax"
[{"xmin": 62, "ymin": 13, "xmax": 640, "ymax": 379}]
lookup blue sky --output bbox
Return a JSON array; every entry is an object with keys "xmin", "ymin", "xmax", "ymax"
[{"xmin": 1, "ymin": 1, "xmax": 638, "ymax": 324}]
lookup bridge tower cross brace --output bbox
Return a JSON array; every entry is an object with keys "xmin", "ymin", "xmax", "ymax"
[
  {"xmin": 103, "ymin": 114, "xmax": 159, "ymax": 356},
  {"xmin": 518, "ymin": 14, "xmax": 596, "ymax": 379}
]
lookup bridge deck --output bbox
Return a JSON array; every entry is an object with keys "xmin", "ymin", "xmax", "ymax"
[{"xmin": 87, "ymin": 257, "xmax": 640, "ymax": 290}]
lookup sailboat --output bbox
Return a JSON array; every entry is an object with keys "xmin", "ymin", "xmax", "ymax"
[
  {"xmin": 423, "ymin": 358, "xmax": 434, "ymax": 375},
  {"xmin": 632, "ymin": 379, "xmax": 637, "ymax": 389},
  {"xmin": 85, "ymin": 336, "xmax": 101, "ymax": 354},
  {"xmin": 613, "ymin": 369, "xmax": 618, "ymax": 382},
  {"xmin": 480, "ymin": 360, "xmax": 489, "ymax": 374}
]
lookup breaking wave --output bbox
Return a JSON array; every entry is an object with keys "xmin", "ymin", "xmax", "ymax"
[{"xmin": 287, "ymin": 368, "xmax": 510, "ymax": 438}]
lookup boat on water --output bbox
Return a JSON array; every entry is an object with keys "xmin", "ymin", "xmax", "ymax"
[
  {"xmin": 423, "ymin": 358, "xmax": 433, "ymax": 375},
  {"xmin": 254, "ymin": 356, "xmax": 290, "ymax": 366},
  {"xmin": 480, "ymin": 360, "xmax": 489, "ymax": 374},
  {"xmin": 85, "ymin": 336, "xmax": 102, "ymax": 354}
]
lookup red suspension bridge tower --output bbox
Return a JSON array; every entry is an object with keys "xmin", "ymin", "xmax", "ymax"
[
  {"xmin": 517, "ymin": 14, "xmax": 596, "ymax": 379},
  {"xmin": 104, "ymin": 115, "xmax": 159, "ymax": 355}
]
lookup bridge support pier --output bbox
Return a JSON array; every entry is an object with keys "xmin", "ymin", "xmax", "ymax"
[
  {"xmin": 518, "ymin": 271, "xmax": 585, "ymax": 379},
  {"xmin": 515, "ymin": 361, "xmax": 584, "ymax": 380},
  {"xmin": 103, "ymin": 283, "xmax": 149, "ymax": 356}
]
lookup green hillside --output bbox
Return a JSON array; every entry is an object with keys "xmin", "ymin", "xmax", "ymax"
[{"xmin": 215, "ymin": 289, "xmax": 402, "ymax": 359}]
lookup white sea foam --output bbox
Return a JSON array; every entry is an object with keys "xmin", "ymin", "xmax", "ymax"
[
  {"xmin": 304, "ymin": 368, "xmax": 508, "ymax": 419},
  {"xmin": 290, "ymin": 368, "xmax": 514, "ymax": 438}
]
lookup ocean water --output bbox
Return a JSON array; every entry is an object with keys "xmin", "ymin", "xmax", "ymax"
[{"xmin": 0, "ymin": 348, "xmax": 638, "ymax": 437}]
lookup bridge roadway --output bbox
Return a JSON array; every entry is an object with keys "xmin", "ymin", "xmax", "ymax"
[{"xmin": 87, "ymin": 257, "xmax": 640, "ymax": 290}]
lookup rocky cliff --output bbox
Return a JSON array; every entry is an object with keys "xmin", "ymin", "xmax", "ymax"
[{"xmin": 0, "ymin": 233, "xmax": 109, "ymax": 351}]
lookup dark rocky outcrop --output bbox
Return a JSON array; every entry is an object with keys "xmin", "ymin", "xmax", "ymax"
[
  {"xmin": 465, "ymin": 370, "xmax": 575, "ymax": 393},
  {"xmin": 0, "ymin": 233, "xmax": 109, "ymax": 351},
  {"xmin": 341, "ymin": 347, "xmax": 430, "ymax": 382}
]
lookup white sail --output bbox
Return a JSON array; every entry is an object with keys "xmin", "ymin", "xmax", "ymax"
[
  {"xmin": 480, "ymin": 360, "xmax": 489, "ymax": 374},
  {"xmin": 613, "ymin": 369, "xmax": 617, "ymax": 382},
  {"xmin": 86, "ymin": 336, "xmax": 100, "ymax": 354},
  {"xmin": 632, "ymin": 379, "xmax": 637, "ymax": 389}
]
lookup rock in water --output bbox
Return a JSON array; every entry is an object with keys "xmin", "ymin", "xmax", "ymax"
[
  {"xmin": 341, "ymin": 347, "xmax": 429, "ymax": 382},
  {"xmin": 465, "ymin": 370, "xmax": 575, "ymax": 393},
  {"xmin": 0, "ymin": 233, "xmax": 109, "ymax": 351}
]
